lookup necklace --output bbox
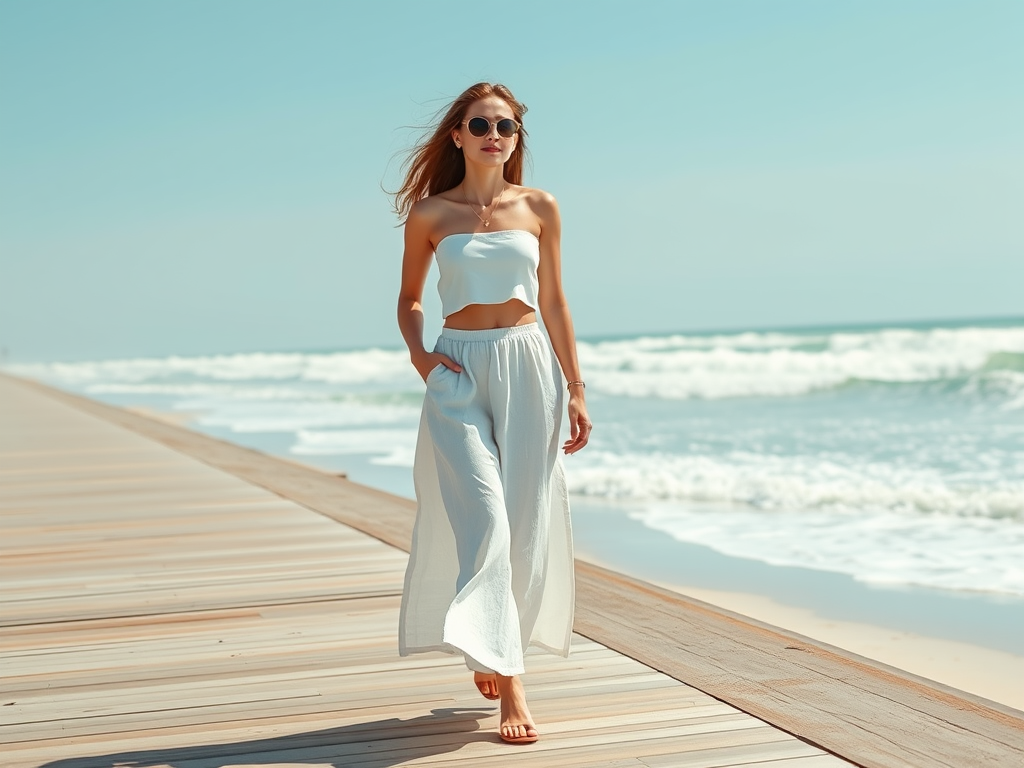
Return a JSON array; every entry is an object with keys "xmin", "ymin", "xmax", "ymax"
[{"xmin": 462, "ymin": 183, "xmax": 505, "ymax": 227}]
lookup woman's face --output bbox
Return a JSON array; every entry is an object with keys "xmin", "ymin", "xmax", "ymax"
[{"xmin": 453, "ymin": 96, "xmax": 519, "ymax": 169}]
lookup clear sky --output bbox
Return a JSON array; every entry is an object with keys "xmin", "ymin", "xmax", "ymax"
[{"xmin": 1, "ymin": 0, "xmax": 1021, "ymax": 361}]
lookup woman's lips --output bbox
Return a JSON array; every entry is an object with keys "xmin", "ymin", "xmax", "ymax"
[{"xmin": 482, "ymin": 147, "xmax": 501, "ymax": 153}]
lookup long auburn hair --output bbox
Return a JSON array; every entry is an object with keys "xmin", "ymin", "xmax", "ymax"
[{"xmin": 392, "ymin": 82, "xmax": 529, "ymax": 221}]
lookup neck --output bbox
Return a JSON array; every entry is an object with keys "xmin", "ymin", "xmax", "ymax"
[{"xmin": 461, "ymin": 165, "xmax": 506, "ymax": 204}]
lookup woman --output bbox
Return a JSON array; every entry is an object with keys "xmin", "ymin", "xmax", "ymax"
[{"xmin": 394, "ymin": 82, "xmax": 591, "ymax": 745}]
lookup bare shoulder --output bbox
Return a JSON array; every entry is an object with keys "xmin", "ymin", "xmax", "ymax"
[
  {"xmin": 518, "ymin": 186, "xmax": 560, "ymax": 233},
  {"xmin": 407, "ymin": 195, "xmax": 447, "ymax": 229},
  {"xmin": 408, "ymin": 191, "xmax": 467, "ymax": 243},
  {"xmin": 518, "ymin": 186, "xmax": 559, "ymax": 211}
]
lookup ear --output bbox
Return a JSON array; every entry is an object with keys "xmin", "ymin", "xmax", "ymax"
[{"xmin": 451, "ymin": 128, "xmax": 462, "ymax": 149}]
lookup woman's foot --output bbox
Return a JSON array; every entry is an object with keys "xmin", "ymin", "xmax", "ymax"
[
  {"xmin": 496, "ymin": 674, "xmax": 539, "ymax": 744},
  {"xmin": 473, "ymin": 671, "xmax": 499, "ymax": 700}
]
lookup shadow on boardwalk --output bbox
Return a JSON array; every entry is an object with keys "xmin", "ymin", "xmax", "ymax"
[{"xmin": 37, "ymin": 708, "xmax": 498, "ymax": 768}]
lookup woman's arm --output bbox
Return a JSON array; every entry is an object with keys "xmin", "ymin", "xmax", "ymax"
[
  {"xmin": 397, "ymin": 204, "xmax": 462, "ymax": 381},
  {"xmin": 534, "ymin": 191, "xmax": 592, "ymax": 455}
]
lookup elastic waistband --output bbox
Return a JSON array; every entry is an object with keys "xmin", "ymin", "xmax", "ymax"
[{"xmin": 440, "ymin": 322, "xmax": 541, "ymax": 342}]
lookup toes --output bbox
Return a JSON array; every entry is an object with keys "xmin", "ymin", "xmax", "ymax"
[
  {"xmin": 500, "ymin": 723, "xmax": 538, "ymax": 743},
  {"xmin": 474, "ymin": 673, "xmax": 500, "ymax": 700}
]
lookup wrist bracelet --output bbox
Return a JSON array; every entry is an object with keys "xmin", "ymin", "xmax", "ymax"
[{"xmin": 566, "ymin": 380, "xmax": 586, "ymax": 391}]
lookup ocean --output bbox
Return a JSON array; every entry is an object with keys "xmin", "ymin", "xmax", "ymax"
[{"xmin": 14, "ymin": 317, "xmax": 1024, "ymax": 646}]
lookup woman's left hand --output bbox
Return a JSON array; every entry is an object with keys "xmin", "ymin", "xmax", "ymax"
[{"xmin": 563, "ymin": 394, "xmax": 592, "ymax": 455}]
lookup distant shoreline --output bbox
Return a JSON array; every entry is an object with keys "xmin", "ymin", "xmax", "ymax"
[
  {"xmin": 4, "ymin": 314, "xmax": 1023, "ymax": 365},
  {"xmin": 577, "ymin": 313, "xmax": 1024, "ymax": 346}
]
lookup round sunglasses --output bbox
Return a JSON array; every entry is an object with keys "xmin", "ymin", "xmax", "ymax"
[{"xmin": 463, "ymin": 116, "xmax": 520, "ymax": 138}]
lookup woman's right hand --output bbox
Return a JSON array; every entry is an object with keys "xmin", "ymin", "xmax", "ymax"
[{"xmin": 413, "ymin": 351, "xmax": 462, "ymax": 382}]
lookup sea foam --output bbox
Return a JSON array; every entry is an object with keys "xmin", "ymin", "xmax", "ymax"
[
  {"xmin": 628, "ymin": 502, "xmax": 1024, "ymax": 596},
  {"xmin": 568, "ymin": 450, "xmax": 1024, "ymax": 520},
  {"xmin": 15, "ymin": 324, "xmax": 1024, "ymax": 405},
  {"xmin": 578, "ymin": 325, "xmax": 1024, "ymax": 402}
]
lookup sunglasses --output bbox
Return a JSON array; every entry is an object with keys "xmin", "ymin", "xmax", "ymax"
[{"xmin": 463, "ymin": 116, "xmax": 520, "ymax": 138}]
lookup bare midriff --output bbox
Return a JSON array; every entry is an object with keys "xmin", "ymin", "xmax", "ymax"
[{"xmin": 443, "ymin": 299, "xmax": 537, "ymax": 330}]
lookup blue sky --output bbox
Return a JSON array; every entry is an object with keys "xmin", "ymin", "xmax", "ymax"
[{"xmin": 1, "ymin": 0, "xmax": 1021, "ymax": 361}]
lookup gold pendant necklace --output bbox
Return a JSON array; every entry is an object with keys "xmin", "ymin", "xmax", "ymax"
[{"xmin": 463, "ymin": 183, "xmax": 505, "ymax": 227}]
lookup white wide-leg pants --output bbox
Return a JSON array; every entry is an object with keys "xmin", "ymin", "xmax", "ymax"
[{"xmin": 398, "ymin": 323, "xmax": 575, "ymax": 676}]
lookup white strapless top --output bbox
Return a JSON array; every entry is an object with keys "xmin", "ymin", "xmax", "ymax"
[{"xmin": 435, "ymin": 229, "xmax": 540, "ymax": 319}]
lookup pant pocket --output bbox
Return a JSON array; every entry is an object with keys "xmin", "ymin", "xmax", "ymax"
[{"xmin": 425, "ymin": 363, "xmax": 446, "ymax": 384}]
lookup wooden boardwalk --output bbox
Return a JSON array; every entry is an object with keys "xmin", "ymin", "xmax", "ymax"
[
  {"xmin": 2, "ymin": 373, "xmax": 1021, "ymax": 768},
  {"xmin": 0, "ymin": 376, "xmax": 849, "ymax": 767}
]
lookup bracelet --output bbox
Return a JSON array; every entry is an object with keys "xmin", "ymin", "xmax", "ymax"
[{"xmin": 566, "ymin": 380, "xmax": 586, "ymax": 391}]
